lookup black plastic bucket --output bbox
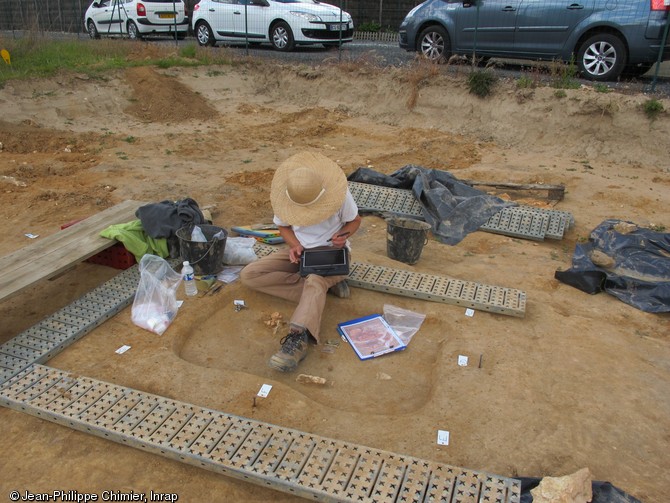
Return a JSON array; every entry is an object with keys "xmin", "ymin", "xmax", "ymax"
[
  {"xmin": 386, "ymin": 217, "xmax": 431, "ymax": 265},
  {"xmin": 176, "ymin": 224, "xmax": 228, "ymax": 275}
]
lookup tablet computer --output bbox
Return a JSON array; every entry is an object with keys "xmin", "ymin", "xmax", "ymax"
[{"xmin": 299, "ymin": 247, "xmax": 349, "ymax": 277}]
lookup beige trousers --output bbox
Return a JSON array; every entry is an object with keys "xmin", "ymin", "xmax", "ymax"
[{"xmin": 239, "ymin": 248, "xmax": 348, "ymax": 344}]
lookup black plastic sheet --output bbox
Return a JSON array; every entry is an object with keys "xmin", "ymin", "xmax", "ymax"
[
  {"xmin": 348, "ymin": 165, "xmax": 513, "ymax": 245},
  {"xmin": 518, "ymin": 477, "xmax": 641, "ymax": 503},
  {"xmin": 555, "ymin": 219, "xmax": 670, "ymax": 313}
]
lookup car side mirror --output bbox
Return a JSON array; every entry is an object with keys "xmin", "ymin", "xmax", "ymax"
[{"xmin": 463, "ymin": 0, "xmax": 475, "ymax": 7}]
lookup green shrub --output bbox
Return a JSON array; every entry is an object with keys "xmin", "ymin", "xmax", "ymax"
[
  {"xmin": 356, "ymin": 21, "xmax": 381, "ymax": 32},
  {"xmin": 179, "ymin": 43, "xmax": 197, "ymax": 59},
  {"xmin": 516, "ymin": 75, "xmax": 535, "ymax": 89},
  {"xmin": 643, "ymin": 98, "xmax": 664, "ymax": 120},
  {"xmin": 467, "ymin": 69, "xmax": 497, "ymax": 97},
  {"xmin": 551, "ymin": 57, "xmax": 580, "ymax": 89}
]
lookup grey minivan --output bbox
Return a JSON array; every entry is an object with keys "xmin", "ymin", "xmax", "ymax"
[{"xmin": 399, "ymin": 0, "xmax": 670, "ymax": 81}]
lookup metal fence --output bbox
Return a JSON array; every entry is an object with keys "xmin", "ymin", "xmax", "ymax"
[
  {"xmin": 0, "ymin": 0, "xmax": 666, "ymax": 87},
  {"xmin": 0, "ymin": 0, "xmax": 88, "ymax": 35},
  {"xmin": 0, "ymin": 0, "xmax": 418, "ymax": 35}
]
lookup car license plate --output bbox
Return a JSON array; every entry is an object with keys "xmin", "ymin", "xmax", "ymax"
[
  {"xmin": 159, "ymin": 13, "xmax": 175, "ymax": 19},
  {"xmin": 328, "ymin": 23, "xmax": 347, "ymax": 31}
]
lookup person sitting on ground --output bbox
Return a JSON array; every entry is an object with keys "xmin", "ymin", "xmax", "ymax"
[{"xmin": 240, "ymin": 151, "xmax": 361, "ymax": 372}]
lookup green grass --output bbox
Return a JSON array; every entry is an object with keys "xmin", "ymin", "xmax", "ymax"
[
  {"xmin": 0, "ymin": 37, "xmax": 234, "ymax": 85},
  {"xmin": 550, "ymin": 57, "xmax": 581, "ymax": 90},
  {"xmin": 356, "ymin": 21, "xmax": 382, "ymax": 32},
  {"xmin": 467, "ymin": 69, "xmax": 497, "ymax": 97},
  {"xmin": 0, "ymin": 38, "xmax": 130, "ymax": 82},
  {"xmin": 642, "ymin": 98, "xmax": 664, "ymax": 120},
  {"xmin": 516, "ymin": 75, "xmax": 535, "ymax": 89}
]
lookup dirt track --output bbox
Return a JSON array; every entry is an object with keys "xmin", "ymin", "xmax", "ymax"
[{"xmin": 0, "ymin": 58, "xmax": 668, "ymax": 502}]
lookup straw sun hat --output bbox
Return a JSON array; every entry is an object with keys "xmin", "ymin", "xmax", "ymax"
[{"xmin": 271, "ymin": 151, "xmax": 348, "ymax": 227}]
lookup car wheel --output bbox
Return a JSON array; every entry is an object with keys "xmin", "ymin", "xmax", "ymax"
[
  {"xmin": 87, "ymin": 20, "xmax": 100, "ymax": 39},
  {"xmin": 195, "ymin": 22, "xmax": 215, "ymax": 46},
  {"xmin": 417, "ymin": 25, "xmax": 450, "ymax": 63},
  {"xmin": 271, "ymin": 21, "xmax": 295, "ymax": 52},
  {"xmin": 576, "ymin": 33, "xmax": 626, "ymax": 81},
  {"xmin": 127, "ymin": 20, "xmax": 141, "ymax": 40}
]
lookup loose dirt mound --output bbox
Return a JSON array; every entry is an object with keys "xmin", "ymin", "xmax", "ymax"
[{"xmin": 123, "ymin": 66, "xmax": 218, "ymax": 123}]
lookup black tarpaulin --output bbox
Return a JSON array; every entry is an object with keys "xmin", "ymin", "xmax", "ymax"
[
  {"xmin": 555, "ymin": 219, "xmax": 670, "ymax": 313},
  {"xmin": 518, "ymin": 477, "xmax": 641, "ymax": 503},
  {"xmin": 348, "ymin": 165, "xmax": 513, "ymax": 245}
]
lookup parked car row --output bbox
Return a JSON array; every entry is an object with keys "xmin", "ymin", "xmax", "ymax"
[
  {"xmin": 84, "ymin": 0, "xmax": 670, "ymax": 81},
  {"xmin": 84, "ymin": 0, "xmax": 353, "ymax": 51},
  {"xmin": 192, "ymin": 0, "xmax": 353, "ymax": 51}
]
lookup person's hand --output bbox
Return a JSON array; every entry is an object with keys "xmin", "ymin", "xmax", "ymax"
[
  {"xmin": 289, "ymin": 244, "xmax": 304, "ymax": 264},
  {"xmin": 277, "ymin": 225, "xmax": 303, "ymax": 263},
  {"xmin": 329, "ymin": 231, "xmax": 350, "ymax": 249}
]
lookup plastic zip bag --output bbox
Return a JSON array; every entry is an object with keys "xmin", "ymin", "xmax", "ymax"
[
  {"xmin": 131, "ymin": 254, "xmax": 182, "ymax": 335},
  {"xmin": 191, "ymin": 225, "xmax": 207, "ymax": 242},
  {"xmin": 383, "ymin": 304, "xmax": 426, "ymax": 345},
  {"xmin": 223, "ymin": 237, "xmax": 258, "ymax": 265}
]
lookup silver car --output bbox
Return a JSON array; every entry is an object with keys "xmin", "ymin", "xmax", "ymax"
[{"xmin": 399, "ymin": 0, "xmax": 670, "ymax": 81}]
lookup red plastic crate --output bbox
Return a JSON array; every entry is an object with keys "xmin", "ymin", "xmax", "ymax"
[
  {"xmin": 61, "ymin": 218, "xmax": 136, "ymax": 270},
  {"xmin": 86, "ymin": 242, "xmax": 136, "ymax": 270}
]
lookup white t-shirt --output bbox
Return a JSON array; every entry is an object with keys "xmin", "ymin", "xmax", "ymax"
[{"xmin": 273, "ymin": 190, "xmax": 359, "ymax": 249}]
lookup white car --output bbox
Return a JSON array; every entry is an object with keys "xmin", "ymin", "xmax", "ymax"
[
  {"xmin": 84, "ymin": 0, "xmax": 189, "ymax": 40},
  {"xmin": 192, "ymin": 0, "xmax": 353, "ymax": 51}
]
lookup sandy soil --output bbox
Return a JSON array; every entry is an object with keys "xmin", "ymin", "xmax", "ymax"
[{"xmin": 0, "ymin": 48, "xmax": 668, "ymax": 503}]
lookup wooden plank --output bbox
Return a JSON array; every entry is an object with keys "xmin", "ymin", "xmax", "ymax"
[
  {"xmin": 461, "ymin": 180, "xmax": 565, "ymax": 201},
  {"xmin": 0, "ymin": 200, "xmax": 145, "ymax": 303}
]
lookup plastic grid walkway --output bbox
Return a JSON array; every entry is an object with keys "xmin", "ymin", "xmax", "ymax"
[
  {"xmin": 252, "ymin": 244, "xmax": 526, "ymax": 318},
  {"xmin": 0, "ymin": 265, "xmax": 140, "ymax": 384},
  {"xmin": 348, "ymin": 262, "xmax": 526, "ymax": 318},
  {"xmin": 1, "ymin": 364, "xmax": 521, "ymax": 503},
  {"xmin": 348, "ymin": 181, "xmax": 573, "ymax": 241}
]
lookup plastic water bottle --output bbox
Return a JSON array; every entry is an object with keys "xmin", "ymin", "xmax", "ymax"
[{"xmin": 182, "ymin": 261, "xmax": 197, "ymax": 297}]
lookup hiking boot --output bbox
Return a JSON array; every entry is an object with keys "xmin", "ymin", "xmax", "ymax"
[
  {"xmin": 328, "ymin": 280, "xmax": 350, "ymax": 299},
  {"xmin": 268, "ymin": 330, "xmax": 309, "ymax": 372}
]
